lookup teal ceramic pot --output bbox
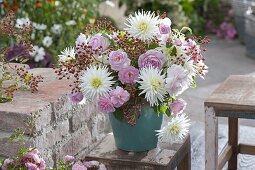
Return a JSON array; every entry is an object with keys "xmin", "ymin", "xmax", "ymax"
[{"xmin": 109, "ymin": 104, "xmax": 163, "ymax": 152}]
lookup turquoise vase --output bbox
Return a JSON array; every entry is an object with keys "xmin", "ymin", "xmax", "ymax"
[{"xmin": 109, "ymin": 104, "xmax": 163, "ymax": 152}]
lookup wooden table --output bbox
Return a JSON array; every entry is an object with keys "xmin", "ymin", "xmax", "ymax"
[
  {"xmin": 205, "ymin": 75, "xmax": 255, "ymax": 170},
  {"xmin": 85, "ymin": 133, "xmax": 191, "ymax": 170}
]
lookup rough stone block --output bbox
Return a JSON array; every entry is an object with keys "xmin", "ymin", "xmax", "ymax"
[
  {"xmin": 0, "ymin": 131, "xmax": 33, "ymax": 157},
  {"xmin": 70, "ymin": 103, "xmax": 94, "ymax": 132}
]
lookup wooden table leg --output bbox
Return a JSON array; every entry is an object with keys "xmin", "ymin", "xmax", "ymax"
[
  {"xmin": 177, "ymin": 138, "xmax": 191, "ymax": 170},
  {"xmin": 228, "ymin": 118, "xmax": 238, "ymax": 170},
  {"xmin": 177, "ymin": 152, "xmax": 191, "ymax": 170},
  {"xmin": 205, "ymin": 106, "xmax": 218, "ymax": 170}
]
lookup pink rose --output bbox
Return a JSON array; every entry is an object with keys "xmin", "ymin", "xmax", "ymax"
[
  {"xmin": 24, "ymin": 151, "xmax": 41, "ymax": 164},
  {"xmin": 138, "ymin": 50, "xmax": 165, "ymax": 69},
  {"xmin": 89, "ymin": 34, "xmax": 109, "ymax": 51},
  {"xmin": 109, "ymin": 50, "xmax": 130, "ymax": 71},
  {"xmin": 63, "ymin": 155, "xmax": 75, "ymax": 163},
  {"xmin": 25, "ymin": 162, "xmax": 38, "ymax": 170},
  {"xmin": 118, "ymin": 66, "xmax": 139, "ymax": 84},
  {"xmin": 109, "ymin": 86, "xmax": 130, "ymax": 108},
  {"xmin": 169, "ymin": 98, "xmax": 187, "ymax": 114},
  {"xmin": 159, "ymin": 23, "xmax": 171, "ymax": 34},
  {"xmin": 98, "ymin": 95, "xmax": 115, "ymax": 113}
]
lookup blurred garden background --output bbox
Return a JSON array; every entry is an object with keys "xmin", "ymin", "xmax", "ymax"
[{"xmin": 0, "ymin": 0, "xmax": 239, "ymax": 68}]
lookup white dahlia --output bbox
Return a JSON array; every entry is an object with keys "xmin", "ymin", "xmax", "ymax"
[
  {"xmin": 137, "ymin": 66, "xmax": 167, "ymax": 106},
  {"xmin": 58, "ymin": 47, "xmax": 76, "ymax": 62},
  {"xmin": 80, "ymin": 66, "xmax": 114, "ymax": 102},
  {"xmin": 124, "ymin": 11, "xmax": 159, "ymax": 41},
  {"xmin": 156, "ymin": 113, "xmax": 190, "ymax": 144}
]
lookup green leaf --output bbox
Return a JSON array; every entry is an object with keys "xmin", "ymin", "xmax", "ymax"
[
  {"xmin": 0, "ymin": 96, "xmax": 12, "ymax": 103},
  {"xmin": 165, "ymin": 109, "xmax": 172, "ymax": 117},
  {"xmin": 113, "ymin": 108, "xmax": 124, "ymax": 121},
  {"xmin": 166, "ymin": 42, "xmax": 173, "ymax": 48},
  {"xmin": 148, "ymin": 42, "xmax": 159, "ymax": 49},
  {"xmin": 170, "ymin": 46, "xmax": 177, "ymax": 56},
  {"xmin": 159, "ymin": 104, "xmax": 168, "ymax": 114}
]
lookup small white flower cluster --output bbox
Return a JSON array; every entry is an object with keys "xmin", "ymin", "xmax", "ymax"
[
  {"xmin": 29, "ymin": 45, "xmax": 46, "ymax": 62},
  {"xmin": 15, "ymin": 17, "xmax": 78, "ymax": 63}
]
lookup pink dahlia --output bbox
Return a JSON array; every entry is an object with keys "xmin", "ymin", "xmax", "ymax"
[
  {"xmin": 109, "ymin": 86, "xmax": 130, "ymax": 108},
  {"xmin": 169, "ymin": 98, "xmax": 187, "ymax": 115},
  {"xmin": 109, "ymin": 50, "xmax": 130, "ymax": 71},
  {"xmin": 98, "ymin": 95, "xmax": 115, "ymax": 113},
  {"xmin": 118, "ymin": 66, "xmax": 139, "ymax": 84},
  {"xmin": 138, "ymin": 50, "xmax": 165, "ymax": 69}
]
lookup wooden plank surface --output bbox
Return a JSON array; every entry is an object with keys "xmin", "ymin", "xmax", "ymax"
[
  {"xmin": 85, "ymin": 133, "xmax": 190, "ymax": 170},
  {"xmin": 205, "ymin": 75, "xmax": 255, "ymax": 113}
]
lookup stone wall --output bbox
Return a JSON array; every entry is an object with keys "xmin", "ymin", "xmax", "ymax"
[{"xmin": 0, "ymin": 67, "xmax": 109, "ymax": 167}]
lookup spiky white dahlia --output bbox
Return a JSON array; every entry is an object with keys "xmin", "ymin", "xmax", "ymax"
[
  {"xmin": 58, "ymin": 47, "xmax": 76, "ymax": 62},
  {"xmin": 137, "ymin": 66, "xmax": 167, "ymax": 106},
  {"xmin": 124, "ymin": 11, "xmax": 159, "ymax": 41},
  {"xmin": 80, "ymin": 66, "xmax": 114, "ymax": 102},
  {"xmin": 156, "ymin": 113, "xmax": 190, "ymax": 144}
]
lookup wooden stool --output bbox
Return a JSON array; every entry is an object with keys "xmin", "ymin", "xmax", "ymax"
[
  {"xmin": 86, "ymin": 133, "xmax": 191, "ymax": 170},
  {"xmin": 205, "ymin": 75, "xmax": 255, "ymax": 170}
]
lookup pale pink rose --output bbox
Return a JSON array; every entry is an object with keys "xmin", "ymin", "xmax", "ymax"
[
  {"xmin": 63, "ymin": 155, "xmax": 75, "ymax": 162},
  {"xmin": 24, "ymin": 151, "xmax": 41, "ymax": 164},
  {"xmin": 72, "ymin": 162, "xmax": 87, "ymax": 170},
  {"xmin": 169, "ymin": 98, "xmax": 187, "ymax": 114},
  {"xmin": 2, "ymin": 159, "xmax": 14, "ymax": 170},
  {"xmin": 109, "ymin": 86, "xmax": 130, "ymax": 108},
  {"xmin": 89, "ymin": 34, "xmax": 109, "ymax": 51},
  {"xmin": 159, "ymin": 23, "xmax": 171, "ymax": 34},
  {"xmin": 138, "ymin": 50, "xmax": 165, "ymax": 69},
  {"xmin": 25, "ymin": 162, "xmax": 38, "ymax": 170},
  {"xmin": 98, "ymin": 95, "xmax": 115, "ymax": 113},
  {"xmin": 165, "ymin": 65, "xmax": 190, "ymax": 96},
  {"xmin": 118, "ymin": 66, "xmax": 139, "ymax": 84},
  {"xmin": 109, "ymin": 50, "xmax": 130, "ymax": 71}
]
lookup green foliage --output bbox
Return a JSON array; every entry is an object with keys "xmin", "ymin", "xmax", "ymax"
[
  {"xmin": 0, "ymin": 0, "xmax": 102, "ymax": 67},
  {"xmin": 113, "ymin": 108, "xmax": 124, "ymax": 121}
]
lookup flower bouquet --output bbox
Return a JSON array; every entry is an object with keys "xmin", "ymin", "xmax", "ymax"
[{"xmin": 55, "ymin": 11, "xmax": 209, "ymax": 152}]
